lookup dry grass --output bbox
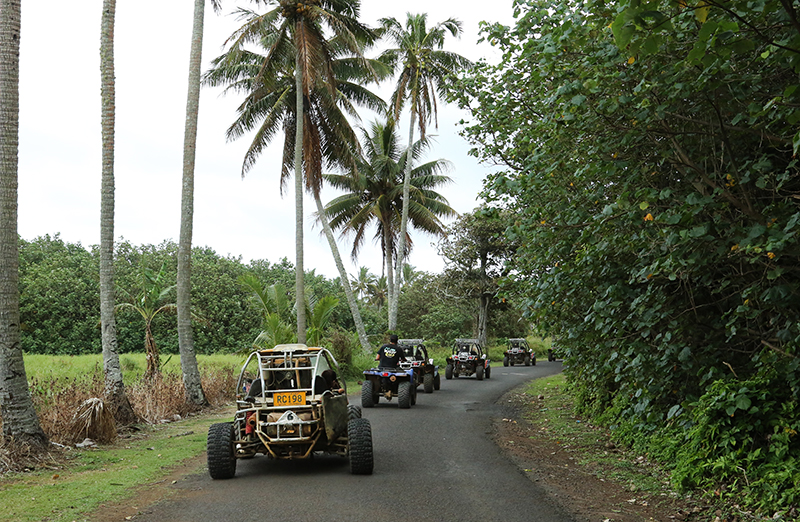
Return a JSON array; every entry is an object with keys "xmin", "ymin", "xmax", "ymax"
[{"xmin": 1, "ymin": 363, "xmax": 238, "ymax": 471}]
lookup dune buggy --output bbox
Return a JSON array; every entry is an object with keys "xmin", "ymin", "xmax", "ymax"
[
  {"xmin": 445, "ymin": 338, "xmax": 491, "ymax": 380},
  {"xmin": 504, "ymin": 338, "xmax": 535, "ymax": 367},
  {"xmin": 207, "ymin": 344, "xmax": 373, "ymax": 479},
  {"xmin": 398, "ymin": 338, "xmax": 441, "ymax": 394},
  {"xmin": 361, "ymin": 365, "xmax": 416, "ymax": 409}
]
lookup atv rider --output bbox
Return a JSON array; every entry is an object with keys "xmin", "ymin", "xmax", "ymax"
[{"xmin": 376, "ymin": 334, "xmax": 406, "ymax": 369}]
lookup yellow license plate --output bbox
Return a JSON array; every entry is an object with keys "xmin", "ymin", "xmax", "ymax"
[{"xmin": 273, "ymin": 391, "xmax": 306, "ymax": 407}]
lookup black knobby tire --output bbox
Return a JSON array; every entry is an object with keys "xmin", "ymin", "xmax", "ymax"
[
  {"xmin": 548, "ymin": 350, "xmax": 555, "ymax": 362},
  {"xmin": 524, "ymin": 355, "xmax": 531, "ymax": 367},
  {"xmin": 361, "ymin": 380, "xmax": 375, "ymax": 408},
  {"xmin": 398, "ymin": 381, "xmax": 413, "ymax": 408},
  {"xmin": 445, "ymin": 364, "xmax": 453, "ymax": 380},
  {"xmin": 476, "ymin": 365, "xmax": 484, "ymax": 381},
  {"xmin": 423, "ymin": 373, "xmax": 434, "ymax": 393},
  {"xmin": 434, "ymin": 374, "xmax": 441, "ymax": 390},
  {"xmin": 486, "ymin": 365, "xmax": 492, "ymax": 379},
  {"xmin": 532, "ymin": 356, "xmax": 537, "ymax": 366},
  {"xmin": 411, "ymin": 384, "xmax": 417, "ymax": 405},
  {"xmin": 207, "ymin": 422, "xmax": 237, "ymax": 480},
  {"xmin": 348, "ymin": 404, "xmax": 362, "ymax": 420},
  {"xmin": 503, "ymin": 356, "xmax": 509, "ymax": 367},
  {"xmin": 348, "ymin": 418, "xmax": 374, "ymax": 475}
]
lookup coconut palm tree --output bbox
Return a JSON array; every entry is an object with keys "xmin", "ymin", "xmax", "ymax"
[
  {"xmin": 378, "ymin": 13, "xmax": 472, "ymax": 329},
  {"xmin": 205, "ymin": 1, "xmax": 386, "ymax": 351},
  {"xmin": 0, "ymin": 0, "xmax": 49, "ymax": 448},
  {"xmin": 176, "ymin": 0, "xmax": 222, "ymax": 409},
  {"xmin": 350, "ymin": 266, "xmax": 375, "ymax": 300},
  {"xmin": 368, "ymin": 276, "xmax": 388, "ymax": 310},
  {"xmin": 99, "ymin": 0, "xmax": 138, "ymax": 426},
  {"xmin": 323, "ymin": 118, "xmax": 456, "ymax": 312},
  {"xmin": 116, "ymin": 262, "xmax": 178, "ymax": 382}
]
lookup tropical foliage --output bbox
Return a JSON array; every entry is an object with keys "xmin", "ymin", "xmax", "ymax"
[{"xmin": 455, "ymin": 0, "xmax": 800, "ymax": 512}]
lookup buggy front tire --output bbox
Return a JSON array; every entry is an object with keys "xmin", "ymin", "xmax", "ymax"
[
  {"xmin": 348, "ymin": 404, "xmax": 362, "ymax": 420},
  {"xmin": 434, "ymin": 374, "xmax": 441, "ymax": 390},
  {"xmin": 361, "ymin": 380, "xmax": 375, "ymax": 408},
  {"xmin": 398, "ymin": 381, "xmax": 413, "ymax": 408},
  {"xmin": 423, "ymin": 373, "xmax": 434, "ymax": 393},
  {"xmin": 476, "ymin": 365, "xmax": 484, "ymax": 381},
  {"xmin": 348, "ymin": 418, "xmax": 374, "ymax": 475},
  {"xmin": 207, "ymin": 422, "xmax": 237, "ymax": 480},
  {"xmin": 486, "ymin": 365, "xmax": 492, "ymax": 379},
  {"xmin": 445, "ymin": 364, "xmax": 454, "ymax": 380},
  {"xmin": 524, "ymin": 355, "xmax": 531, "ymax": 366},
  {"xmin": 503, "ymin": 356, "xmax": 509, "ymax": 367}
]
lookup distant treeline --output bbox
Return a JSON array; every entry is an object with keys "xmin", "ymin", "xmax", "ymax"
[{"xmin": 19, "ymin": 235, "xmax": 525, "ymax": 355}]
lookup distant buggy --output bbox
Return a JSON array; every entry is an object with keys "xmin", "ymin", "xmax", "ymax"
[
  {"xmin": 398, "ymin": 338, "xmax": 441, "ymax": 393},
  {"xmin": 445, "ymin": 338, "xmax": 491, "ymax": 380},
  {"xmin": 504, "ymin": 338, "xmax": 535, "ymax": 367},
  {"xmin": 207, "ymin": 344, "xmax": 373, "ymax": 479}
]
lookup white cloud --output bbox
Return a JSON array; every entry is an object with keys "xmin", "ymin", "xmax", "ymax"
[{"xmin": 18, "ymin": 0, "xmax": 515, "ymax": 278}]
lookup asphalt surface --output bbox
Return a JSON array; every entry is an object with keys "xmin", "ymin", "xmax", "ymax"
[{"xmin": 132, "ymin": 361, "xmax": 577, "ymax": 522}]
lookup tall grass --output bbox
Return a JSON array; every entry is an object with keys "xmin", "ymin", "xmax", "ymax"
[{"xmin": 5, "ymin": 353, "xmax": 243, "ymax": 446}]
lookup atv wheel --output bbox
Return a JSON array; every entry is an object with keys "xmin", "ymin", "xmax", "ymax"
[
  {"xmin": 434, "ymin": 374, "xmax": 441, "ymax": 390},
  {"xmin": 476, "ymin": 365, "xmax": 484, "ymax": 381},
  {"xmin": 348, "ymin": 404, "xmax": 362, "ymax": 420},
  {"xmin": 532, "ymin": 356, "xmax": 537, "ymax": 366},
  {"xmin": 361, "ymin": 380, "xmax": 375, "ymax": 408},
  {"xmin": 503, "ymin": 356, "xmax": 509, "ymax": 367},
  {"xmin": 411, "ymin": 384, "xmax": 417, "ymax": 405},
  {"xmin": 445, "ymin": 364, "xmax": 453, "ymax": 380},
  {"xmin": 423, "ymin": 373, "xmax": 434, "ymax": 393},
  {"xmin": 486, "ymin": 365, "xmax": 492, "ymax": 379},
  {"xmin": 548, "ymin": 350, "xmax": 555, "ymax": 362},
  {"xmin": 398, "ymin": 381, "xmax": 413, "ymax": 408},
  {"xmin": 207, "ymin": 422, "xmax": 237, "ymax": 480},
  {"xmin": 348, "ymin": 418, "xmax": 374, "ymax": 475},
  {"xmin": 524, "ymin": 355, "xmax": 531, "ymax": 366}
]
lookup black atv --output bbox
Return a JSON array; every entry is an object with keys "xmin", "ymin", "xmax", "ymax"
[
  {"xmin": 398, "ymin": 338, "xmax": 441, "ymax": 393},
  {"xmin": 504, "ymin": 338, "xmax": 535, "ymax": 366},
  {"xmin": 445, "ymin": 338, "xmax": 491, "ymax": 380}
]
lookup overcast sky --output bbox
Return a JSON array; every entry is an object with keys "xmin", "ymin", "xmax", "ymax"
[{"xmin": 17, "ymin": 0, "xmax": 515, "ymax": 279}]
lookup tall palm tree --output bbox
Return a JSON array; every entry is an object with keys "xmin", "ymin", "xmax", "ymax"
[
  {"xmin": 0, "ymin": 0, "xmax": 48, "ymax": 448},
  {"xmin": 176, "ymin": 0, "xmax": 222, "ymax": 409},
  {"xmin": 324, "ymin": 119, "xmax": 456, "ymax": 312},
  {"xmin": 367, "ymin": 275, "xmax": 388, "ymax": 310},
  {"xmin": 205, "ymin": 1, "xmax": 385, "ymax": 351},
  {"xmin": 378, "ymin": 13, "xmax": 472, "ymax": 329},
  {"xmin": 99, "ymin": 0, "xmax": 137, "ymax": 426}
]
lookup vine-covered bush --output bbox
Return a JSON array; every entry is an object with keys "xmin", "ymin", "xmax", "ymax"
[{"xmin": 455, "ymin": 0, "xmax": 800, "ymax": 512}]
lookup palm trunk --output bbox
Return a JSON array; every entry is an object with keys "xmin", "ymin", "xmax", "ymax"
[
  {"xmin": 177, "ymin": 0, "xmax": 208, "ymax": 408},
  {"xmin": 143, "ymin": 322, "xmax": 160, "ymax": 382},
  {"xmin": 313, "ymin": 193, "xmax": 371, "ymax": 352},
  {"xmin": 384, "ymin": 222, "xmax": 396, "ymax": 329},
  {"xmin": 294, "ymin": 40, "xmax": 307, "ymax": 344},
  {"xmin": 389, "ymin": 112, "xmax": 416, "ymax": 330},
  {"xmin": 0, "ymin": 0, "xmax": 48, "ymax": 446},
  {"xmin": 100, "ymin": 0, "xmax": 137, "ymax": 425}
]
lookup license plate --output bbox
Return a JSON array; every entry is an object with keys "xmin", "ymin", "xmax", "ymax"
[{"xmin": 273, "ymin": 391, "xmax": 306, "ymax": 407}]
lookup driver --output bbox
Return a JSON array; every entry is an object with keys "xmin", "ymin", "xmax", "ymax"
[{"xmin": 376, "ymin": 334, "xmax": 406, "ymax": 369}]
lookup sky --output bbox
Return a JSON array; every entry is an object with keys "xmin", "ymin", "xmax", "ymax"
[{"xmin": 17, "ymin": 0, "xmax": 516, "ymax": 279}]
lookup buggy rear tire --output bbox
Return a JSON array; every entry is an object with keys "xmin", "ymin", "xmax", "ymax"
[
  {"xmin": 348, "ymin": 404, "xmax": 362, "ymax": 420},
  {"xmin": 503, "ymin": 356, "xmax": 509, "ymax": 367},
  {"xmin": 445, "ymin": 364, "xmax": 453, "ymax": 380},
  {"xmin": 423, "ymin": 373, "xmax": 434, "ymax": 393},
  {"xmin": 361, "ymin": 380, "xmax": 375, "ymax": 408},
  {"xmin": 348, "ymin": 418, "xmax": 374, "ymax": 475},
  {"xmin": 207, "ymin": 422, "xmax": 237, "ymax": 480},
  {"xmin": 434, "ymin": 374, "xmax": 441, "ymax": 390},
  {"xmin": 476, "ymin": 365, "xmax": 484, "ymax": 381},
  {"xmin": 398, "ymin": 381, "xmax": 413, "ymax": 408}
]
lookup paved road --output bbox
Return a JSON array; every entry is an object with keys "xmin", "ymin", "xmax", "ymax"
[{"xmin": 132, "ymin": 362, "xmax": 576, "ymax": 522}]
